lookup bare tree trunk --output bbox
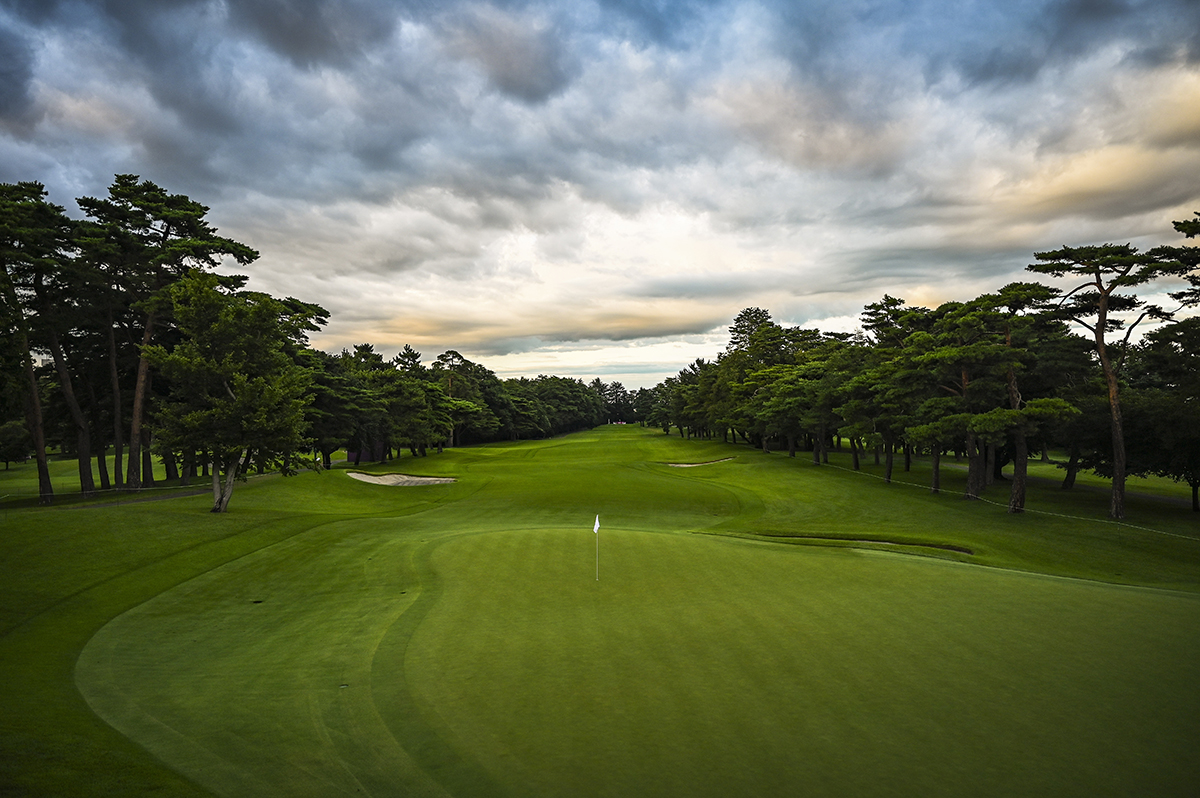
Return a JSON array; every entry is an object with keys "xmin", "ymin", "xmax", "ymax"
[
  {"xmin": 141, "ymin": 429, "xmax": 155, "ymax": 487},
  {"xmin": 126, "ymin": 314, "xmax": 155, "ymax": 490},
  {"xmin": 95, "ymin": 445, "xmax": 110, "ymax": 490},
  {"xmin": 23, "ymin": 355, "xmax": 53, "ymax": 505},
  {"xmin": 48, "ymin": 334, "xmax": 95, "ymax": 495},
  {"xmin": 1006, "ymin": 363, "xmax": 1027, "ymax": 513},
  {"xmin": 1104, "ymin": 373, "xmax": 1126, "ymax": 519},
  {"xmin": 1093, "ymin": 297, "xmax": 1127, "ymax": 519},
  {"xmin": 84, "ymin": 380, "xmax": 110, "ymax": 490},
  {"xmin": 107, "ymin": 316, "xmax": 124, "ymax": 489},
  {"xmin": 211, "ymin": 450, "xmax": 246, "ymax": 513},
  {"xmin": 219, "ymin": 465, "xmax": 237, "ymax": 511},
  {"xmin": 964, "ymin": 434, "xmax": 985, "ymax": 500},
  {"xmin": 1061, "ymin": 443, "xmax": 1080, "ymax": 490},
  {"xmin": 1008, "ymin": 433, "xmax": 1028, "ymax": 513}
]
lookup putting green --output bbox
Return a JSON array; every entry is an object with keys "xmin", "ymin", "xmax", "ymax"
[{"xmin": 76, "ymin": 509, "xmax": 1200, "ymax": 795}]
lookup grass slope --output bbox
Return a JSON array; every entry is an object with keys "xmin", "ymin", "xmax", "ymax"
[{"xmin": 2, "ymin": 426, "xmax": 1199, "ymax": 797}]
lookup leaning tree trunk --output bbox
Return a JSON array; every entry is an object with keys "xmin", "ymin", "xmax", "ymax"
[
  {"xmin": 106, "ymin": 317, "xmax": 124, "ymax": 488},
  {"xmin": 22, "ymin": 353, "xmax": 53, "ymax": 505},
  {"xmin": 211, "ymin": 450, "xmax": 248, "ymax": 513},
  {"xmin": 3, "ymin": 277, "xmax": 53, "ymax": 503},
  {"xmin": 126, "ymin": 313, "xmax": 156, "ymax": 490},
  {"xmin": 1061, "ymin": 443, "xmax": 1080, "ymax": 489},
  {"xmin": 48, "ymin": 333, "xmax": 95, "ymax": 495}
]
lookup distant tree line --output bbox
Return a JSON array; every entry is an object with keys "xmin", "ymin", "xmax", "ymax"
[
  {"xmin": 0, "ymin": 176, "xmax": 609, "ymax": 511},
  {"xmin": 637, "ymin": 220, "xmax": 1200, "ymax": 518},
  {"xmin": 2, "ymin": 175, "xmax": 1196, "ymax": 517}
]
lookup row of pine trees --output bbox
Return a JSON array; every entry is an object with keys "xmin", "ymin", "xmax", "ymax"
[
  {"xmin": 638, "ymin": 217, "xmax": 1199, "ymax": 519},
  {"xmin": 2, "ymin": 174, "xmax": 1196, "ymax": 517}
]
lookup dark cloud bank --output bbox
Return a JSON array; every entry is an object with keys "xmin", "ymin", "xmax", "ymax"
[{"xmin": 2, "ymin": 0, "xmax": 1198, "ymax": 383}]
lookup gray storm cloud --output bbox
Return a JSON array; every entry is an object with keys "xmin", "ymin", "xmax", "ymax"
[
  {"xmin": 2, "ymin": 0, "xmax": 1198, "ymax": 385},
  {"xmin": 441, "ymin": 5, "xmax": 572, "ymax": 103}
]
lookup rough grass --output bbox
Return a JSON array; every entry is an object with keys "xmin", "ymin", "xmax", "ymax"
[{"xmin": 2, "ymin": 427, "xmax": 1199, "ymax": 797}]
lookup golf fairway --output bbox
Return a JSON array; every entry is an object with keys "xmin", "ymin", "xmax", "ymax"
[{"xmin": 58, "ymin": 427, "xmax": 1200, "ymax": 796}]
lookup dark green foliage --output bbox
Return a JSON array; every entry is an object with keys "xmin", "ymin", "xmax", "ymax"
[
  {"xmin": 146, "ymin": 271, "xmax": 321, "ymax": 512},
  {"xmin": 77, "ymin": 175, "xmax": 260, "ymax": 491},
  {"xmin": 0, "ymin": 419, "xmax": 31, "ymax": 468},
  {"xmin": 1123, "ymin": 317, "xmax": 1200, "ymax": 509},
  {"xmin": 642, "ymin": 218, "xmax": 1197, "ymax": 520},
  {"xmin": 4, "ymin": 177, "xmax": 1195, "ymax": 522}
]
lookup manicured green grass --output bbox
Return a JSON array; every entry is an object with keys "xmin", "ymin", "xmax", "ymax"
[{"xmin": 3, "ymin": 426, "xmax": 1199, "ymax": 796}]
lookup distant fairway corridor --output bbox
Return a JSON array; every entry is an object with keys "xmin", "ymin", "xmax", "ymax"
[{"xmin": 6, "ymin": 426, "xmax": 1200, "ymax": 797}]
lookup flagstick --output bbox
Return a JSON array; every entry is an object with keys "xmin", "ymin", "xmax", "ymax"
[{"xmin": 594, "ymin": 514, "xmax": 600, "ymax": 581}]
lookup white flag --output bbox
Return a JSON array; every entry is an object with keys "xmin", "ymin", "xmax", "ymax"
[{"xmin": 594, "ymin": 514, "xmax": 600, "ymax": 534}]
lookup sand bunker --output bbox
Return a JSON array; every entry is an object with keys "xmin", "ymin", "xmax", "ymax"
[
  {"xmin": 668, "ymin": 458, "xmax": 734, "ymax": 467},
  {"xmin": 346, "ymin": 472, "xmax": 456, "ymax": 486}
]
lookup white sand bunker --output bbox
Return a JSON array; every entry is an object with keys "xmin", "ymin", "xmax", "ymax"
[
  {"xmin": 668, "ymin": 458, "xmax": 734, "ymax": 467},
  {"xmin": 346, "ymin": 472, "xmax": 456, "ymax": 486}
]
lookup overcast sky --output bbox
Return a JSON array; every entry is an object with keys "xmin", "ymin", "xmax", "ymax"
[{"xmin": 3, "ymin": 0, "xmax": 1199, "ymax": 387}]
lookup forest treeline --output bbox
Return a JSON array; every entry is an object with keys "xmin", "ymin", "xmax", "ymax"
[
  {"xmin": 1, "ymin": 175, "xmax": 1197, "ymax": 516},
  {"xmin": 637, "ymin": 221, "xmax": 1200, "ymax": 519},
  {"xmin": 0, "ymin": 176, "xmax": 609, "ymax": 511}
]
